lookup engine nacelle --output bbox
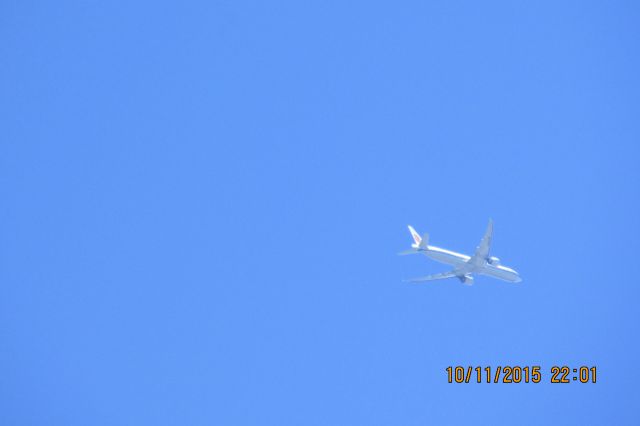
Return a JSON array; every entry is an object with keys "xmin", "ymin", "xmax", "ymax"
[
  {"xmin": 460, "ymin": 275, "xmax": 474, "ymax": 286},
  {"xmin": 487, "ymin": 256, "xmax": 501, "ymax": 266}
]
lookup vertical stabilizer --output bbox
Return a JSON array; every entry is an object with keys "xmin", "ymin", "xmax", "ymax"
[
  {"xmin": 408, "ymin": 225, "xmax": 429, "ymax": 249},
  {"xmin": 408, "ymin": 225, "xmax": 421, "ymax": 246}
]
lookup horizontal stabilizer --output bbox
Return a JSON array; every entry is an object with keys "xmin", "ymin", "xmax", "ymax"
[
  {"xmin": 398, "ymin": 249, "xmax": 420, "ymax": 256},
  {"xmin": 419, "ymin": 233, "xmax": 429, "ymax": 249},
  {"xmin": 404, "ymin": 271, "xmax": 457, "ymax": 283}
]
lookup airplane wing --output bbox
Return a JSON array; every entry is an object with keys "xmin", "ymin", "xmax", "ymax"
[
  {"xmin": 404, "ymin": 271, "xmax": 457, "ymax": 283},
  {"xmin": 469, "ymin": 219, "xmax": 493, "ymax": 263}
]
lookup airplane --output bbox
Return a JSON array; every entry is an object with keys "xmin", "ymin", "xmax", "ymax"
[{"xmin": 399, "ymin": 219, "xmax": 522, "ymax": 285}]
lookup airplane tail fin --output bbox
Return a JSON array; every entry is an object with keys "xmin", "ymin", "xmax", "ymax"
[{"xmin": 407, "ymin": 225, "xmax": 429, "ymax": 249}]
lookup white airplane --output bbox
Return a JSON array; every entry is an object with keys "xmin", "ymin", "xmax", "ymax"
[{"xmin": 399, "ymin": 219, "xmax": 522, "ymax": 285}]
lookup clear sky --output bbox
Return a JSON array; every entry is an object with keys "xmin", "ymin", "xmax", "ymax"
[{"xmin": 1, "ymin": 1, "xmax": 639, "ymax": 425}]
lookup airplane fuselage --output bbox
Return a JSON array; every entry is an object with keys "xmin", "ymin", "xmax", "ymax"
[{"xmin": 421, "ymin": 245, "xmax": 522, "ymax": 283}]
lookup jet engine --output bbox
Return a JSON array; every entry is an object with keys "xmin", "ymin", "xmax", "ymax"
[
  {"xmin": 460, "ymin": 275, "xmax": 474, "ymax": 286},
  {"xmin": 487, "ymin": 256, "xmax": 501, "ymax": 266}
]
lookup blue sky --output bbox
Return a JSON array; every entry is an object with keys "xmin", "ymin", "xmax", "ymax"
[{"xmin": 1, "ymin": 1, "xmax": 639, "ymax": 425}]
